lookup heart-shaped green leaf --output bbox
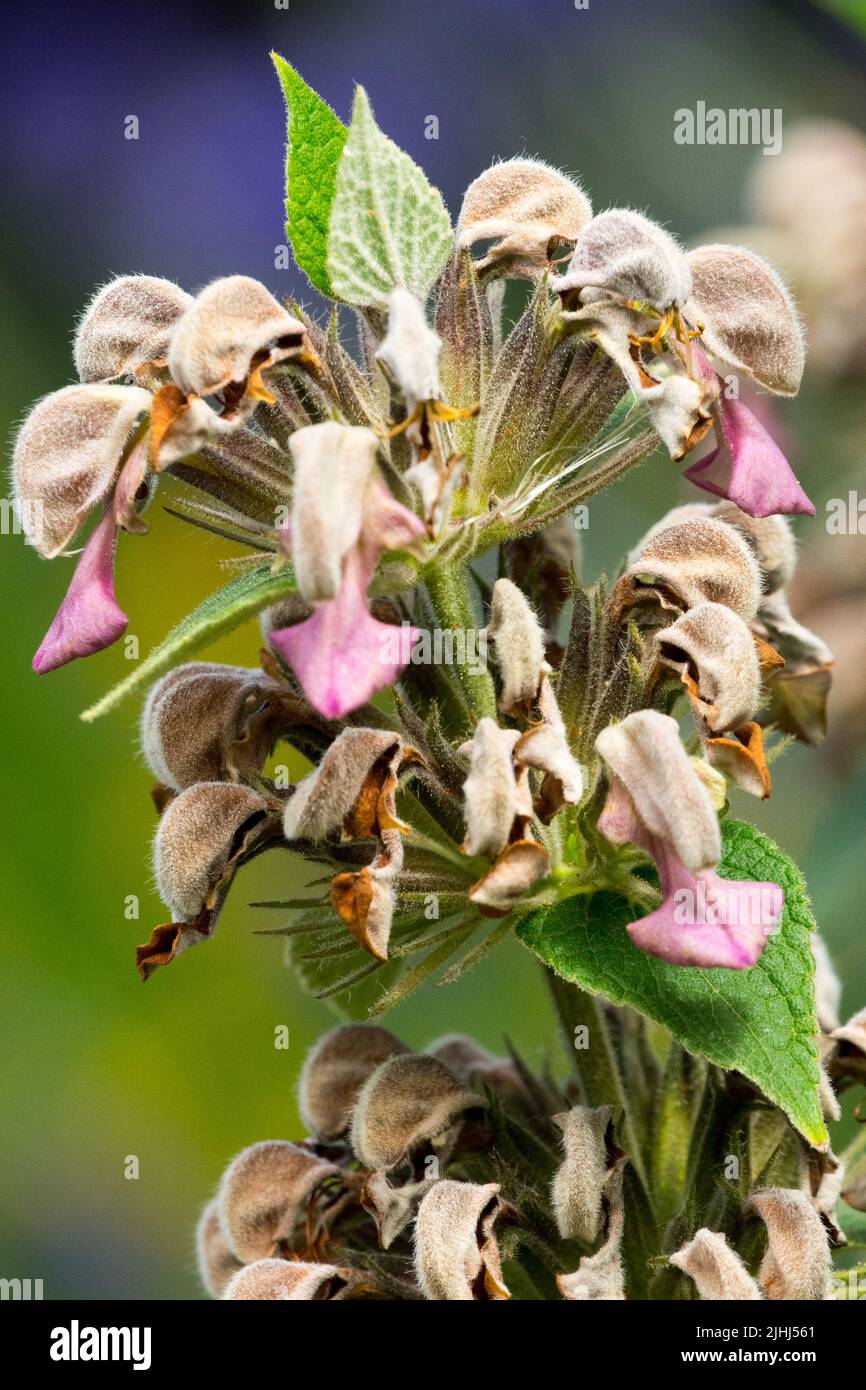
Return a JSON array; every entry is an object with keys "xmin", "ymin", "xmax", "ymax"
[
  {"xmin": 517, "ymin": 820, "xmax": 827, "ymax": 1147},
  {"xmin": 80, "ymin": 563, "xmax": 296, "ymax": 721}
]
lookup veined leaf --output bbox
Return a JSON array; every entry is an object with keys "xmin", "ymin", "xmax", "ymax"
[
  {"xmin": 327, "ymin": 86, "xmax": 453, "ymax": 307},
  {"xmin": 272, "ymin": 53, "xmax": 348, "ymax": 295},
  {"xmin": 518, "ymin": 820, "xmax": 827, "ymax": 1147},
  {"xmin": 80, "ymin": 564, "xmax": 296, "ymax": 721}
]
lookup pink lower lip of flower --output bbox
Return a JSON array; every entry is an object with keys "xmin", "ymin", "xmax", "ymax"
[
  {"xmin": 32, "ymin": 509, "xmax": 128, "ymax": 674},
  {"xmin": 683, "ymin": 392, "xmax": 814, "ymax": 519},
  {"xmin": 269, "ymin": 546, "xmax": 418, "ymax": 719},
  {"xmin": 627, "ymin": 836, "xmax": 784, "ymax": 969}
]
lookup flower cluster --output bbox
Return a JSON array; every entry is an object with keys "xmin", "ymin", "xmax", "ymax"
[
  {"xmin": 195, "ymin": 1020, "xmax": 863, "ymax": 1301},
  {"xmin": 11, "ymin": 91, "xmax": 835, "ymax": 993}
]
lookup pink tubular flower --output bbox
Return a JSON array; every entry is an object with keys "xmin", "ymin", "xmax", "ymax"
[
  {"xmin": 271, "ymin": 422, "xmax": 426, "ymax": 719},
  {"xmin": 12, "ymin": 383, "xmax": 153, "ymax": 672},
  {"xmin": 595, "ymin": 711, "xmax": 783, "ymax": 969},
  {"xmin": 684, "ymin": 346, "xmax": 814, "ymax": 518},
  {"xmin": 552, "ymin": 213, "xmax": 813, "ymax": 518}
]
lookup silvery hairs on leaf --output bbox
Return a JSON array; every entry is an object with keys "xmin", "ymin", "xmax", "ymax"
[
  {"xmin": 350, "ymin": 1052, "xmax": 484, "ymax": 1173},
  {"xmin": 326, "ymin": 86, "xmax": 453, "ymax": 307},
  {"xmin": 218, "ymin": 1140, "xmax": 342, "ymax": 1264},
  {"xmin": 74, "ymin": 274, "xmax": 194, "ymax": 384},
  {"xmin": 414, "ymin": 1181, "xmax": 510, "ymax": 1300},
  {"xmin": 13, "ymin": 384, "xmax": 151, "ymax": 556},
  {"xmin": 298, "ymin": 1023, "xmax": 410, "ymax": 1142},
  {"xmin": 457, "ymin": 157, "xmax": 592, "ymax": 279}
]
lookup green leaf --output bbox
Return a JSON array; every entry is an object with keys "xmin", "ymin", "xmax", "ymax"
[
  {"xmin": 327, "ymin": 86, "xmax": 453, "ymax": 307},
  {"xmin": 80, "ymin": 564, "xmax": 296, "ymax": 722},
  {"xmin": 272, "ymin": 53, "xmax": 348, "ymax": 295},
  {"xmin": 517, "ymin": 820, "xmax": 827, "ymax": 1147}
]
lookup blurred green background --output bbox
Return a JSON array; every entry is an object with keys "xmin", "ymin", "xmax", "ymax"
[{"xmin": 1, "ymin": 0, "xmax": 865, "ymax": 1298}]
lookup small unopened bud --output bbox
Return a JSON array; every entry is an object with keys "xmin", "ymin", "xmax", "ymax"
[
  {"xmin": 669, "ymin": 1228, "xmax": 761, "ymax": 1300},
  {"xmin": 350, "ymin": 1053, "xmax": 485, "ymax": 1173},
  {"xmin": 415, "ymin": 1181, "xmax": 510, "ymax": 1300},
  {"xmin": 12, "ymin": 384, "xmax": 151, "ymax": 556},
  {"xmin": 654, "ymin": 601, "xmax": 761, "ymax": 734},
  {"xmin": 298, "ymin": 1023, "xmax": 410, "ymax": 1142},
  {"xmin": 485, "ymin": 578, "xmax": 550, "ymax": 713},
  {"xmin": 375, "ymin": 287, "xmax": 443, "ymax": 410},
  {"xmin": 458, "ymin": 158, "xmax": 592, "ymax": 279},
  {"xmin": 222, "ymin": 1258, "xmax": 359, "ymax": 1301},
  {"xmin": 551, "ymin": 1105, "xmax": 612, "ymax": 1244},
  {"xmin": 748, "ymin": 1187, "xmax": 834, "ymax": 1301},
  {"xmin": 74, "ymin": 274, "xmax": 193, "ymax": 384},
  {"xmin": 141, "ymin": 662, "xmax": 287, "ymax": 790},
  {"xmin": 556, "ymin": 1157, "xmax": 627, "ymax": 1301},
  {"xmin": 461, "ymin": 718, "xmax": 528, "ymax": 858},
  {"xmin": 168, "ymin": 275, "xmax": 306, "ymax": 398},
  {"xmin": 196, "ymin": 1198, "xmax": 242, "ymax": 1298},
  {"xmin": 218, "ymin": 1140, "xmax": 343, "ymax": 1264}
]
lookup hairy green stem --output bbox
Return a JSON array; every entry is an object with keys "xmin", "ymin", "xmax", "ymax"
[{"xmin": 422, "ymin": 562, "xmax": 498, "ymax": 720}]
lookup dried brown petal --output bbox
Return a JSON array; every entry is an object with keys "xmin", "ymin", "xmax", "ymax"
[
  {"xmin": 140, "ymin": 661, "xmax": 287, "ymax": 791},
  {"xmin": 283, "ymin": 729, "xmax": 404, "ymax": 842},
  {"xmin": 706, "ymin": 722, "xmax": 772, "ymax": 800},
  {"xmin": 12, "ymin": 383, "xmax": 151, "ymax": 556},
  {"xmin": 218, "ymin": 1140, "xmax": 343, "ymax": 1264},
  {"xmin": 468, "ymin": 839, "xmax": 550, "ymax": 916},
  {"xmin": 74, "ymin": 274, "xmax": 193, "ymax": 384},
  {"xmin": 350, "ymin": 1053, "xmax": 485, "ymax": 1174},
  {"xmin": 415, "ymin": 1180, "xmax": 510, "ymax": 1300},
  {"xmin": 196, "ymin": 1198, "xmax": 243, "ymax": 1298},
  {"xmin": 669, "ymin": 1228, "xmax": 761, "ymax": 1300},
  {"xmin": 458, "ymin": 157, "xmax": 592, "ymax": 279},
  {"xmin": 298, "ymin": 1023, "xmax": 410, "ymax": 1142}
]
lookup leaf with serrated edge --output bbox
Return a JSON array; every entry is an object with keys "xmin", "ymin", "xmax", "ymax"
[
  {"xmin": 272, "ymin": 53, "xmax": 348, "ymax": 295},
  {"xmin": 517, "ymin": 820, "xmax": 827, "ymax": 1147},
  {"xmin": 327, "ymin": 86, "xmax": 453, "ymax": 307},
  {"xmin": 80, "ymin": 565, "xmax": 296, "ymax": 722}
]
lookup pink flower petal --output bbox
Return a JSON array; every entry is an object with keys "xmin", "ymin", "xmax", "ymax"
[
  {"xmin": 627, "ymin": 833, "xmax": 782, "ymax": 969},
  {"xmin": 684, "ymin": 392, "xmax": 814, "ymax": 519},
  {"xmin": 270, "ymin": 546, "xmax": 416, "ymax": 719},
  {"xmin": 32, "ymin": 510, "xmax": 128, "ymax": 673}
]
